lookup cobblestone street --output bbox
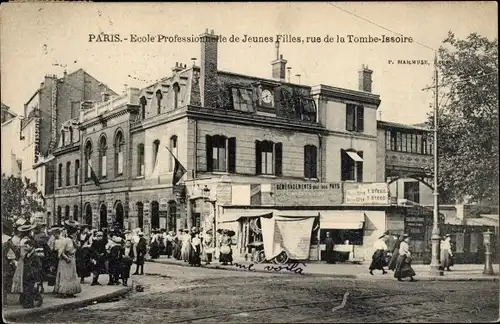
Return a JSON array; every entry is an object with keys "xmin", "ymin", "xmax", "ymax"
[{"xmin": 29, "ymin": 262, "xmax": 499, "ymax": 323}]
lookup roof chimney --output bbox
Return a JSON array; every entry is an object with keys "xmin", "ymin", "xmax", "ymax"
[
  {"xmin": 358, "ymin": 64, "xmax": 373, "ymax": 93},
  {"xmin": 199, "ymin": 28, "xmax": 218, "ymax": 109},
  {"xmin": 271, "ymin": 41, "xmax": 287, "ymax": 81},
  {"xmin": 172, "ymin": 62, "xmax": 184, "ymax": 73}
]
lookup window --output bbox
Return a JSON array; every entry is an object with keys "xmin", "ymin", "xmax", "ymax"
[
  {"xmin": 99, "ymin": 136, "xmax": 107, "ymax": 179},
  {"xmin": 299, "ymin": 98, "xmax": 317, "ymax": 122},
  {"xmin": 385, "ymin": 130, "xmax": 391, "ymax": 150},
  {"xmin": 152, "ymin": 140, "xmax": 160, "ymax": 168},
  {"xmin": 137, "ymin": 144, "xmax": 145, "ymax": 176},
  {"xmin": 304, "ymin": 145, "xmax": 318, "ymax": 179},
  {"xmin": 140, "ymin": 96, "xmax": 147, "ymax": 119},
  {"xmin": 320, "ymin": 229, "xmax": 363, "ymax": 246},
  {"xmin": 390, "ymin": 131, "xmax": 397, "ymax": 151},
  {"xmin": 167, "ymin": 201, "xmax": 177, "ymax": 232},
  {"xmin": 340, "ymin": 149, "xmax": 363, "ymax": 182},
  {"xmin": 404, "ymin": 181, "xmax": 420, "ymax": 203},
  {"xmin": 74, "ymin": 160, "xmax": 80, "ymax": 185},
  {"xmin": 115, "ymin": 131, "xmax": 124, "ymax": 176},
  {"xmin": 255, "ymin": 140, "xmax": 282, "ymax": 176},
  {"xmin": 69, "ymin": 127, "xmax": 74, "ymax": 143},
  {"xmin": 412, "ymin": 134, "xmax": 418, "ymax": 153},
  {"xmin": 173, "ymin": 83, "xmax": 180, "ymax": 109},
  {"xmin": 57, "ymin": 206, "xmax": 62, "ymax": 225},
  {"xmin": 156, "ymin": 90, "xmax": 163, "ymax": 114},
  {"xmin": 73, "ymin": 205, "xmax": 79, "ymax": 222},
  {"xmin": 397, "ymin": 132, "xmax": 402, "ymax": 151},
  {"xmin": 58, "ymin": 163, "xmax": 63, "ymax": 187},
  {"xmin": 402, "ymin": 133, "xmax": 407, "ymax": 152},
  {"xmin": 85, "ymin": 141, "xmax": 93, "ymax": 181},
  {"xmin": 231, "ymin": 88, "xmax": 254, "ymax": 112},
  {"xmin": 65, "ymin": 161, "xmax": 71, "ymax": 186},
  {"xmin": 417, "ymin": 134, "xmax": 422, "ymax": 155},
  {"xmin": 346, "ymin": 104, "xmax": 364, "ymax": 132},
  {"xmin": 169, "ymin": 136, "xmax": 178, "ymax": 171},
  {"xmin": 422, "ymin": 135, "xmax": 428, "ymax": 155},
  {"xmin": 137, "ymin": 202, "xmax": 144, "ymax": 229},
  {"xmin": 61, "ymin": 131, "xmax": 65, "ymax": 146},
  {"xmin": 65, "ymin": 205, "xmax": 70, "ymax": 220},
  {"xmin": 205, "ymin": 135, "xmax": 236, "ymax": 173}
]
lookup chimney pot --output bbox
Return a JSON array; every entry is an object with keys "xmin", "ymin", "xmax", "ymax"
[
  {"xmin": 200, "ymin": 28, "xmax": 218, "ymax": 108},
  {"xmin": 205, "ymin": 28, "xmax": 209, "ymax": 33},
  {"xmin": 211, "ymin": 29, "xmax": 215, "ymax": 34},
  {"xmin": 358, "ymin": 65, "xmax": 373, "ymax": 93}
]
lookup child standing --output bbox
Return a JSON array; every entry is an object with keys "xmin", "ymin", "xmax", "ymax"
[{"xmin": 21, "ymin": 239, "xmax": 43, "ymax": 308}]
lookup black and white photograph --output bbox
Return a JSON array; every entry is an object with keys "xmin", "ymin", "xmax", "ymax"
[{"xmin": 1, "ymin": 2, "xmax": 498, "ymax": 323}]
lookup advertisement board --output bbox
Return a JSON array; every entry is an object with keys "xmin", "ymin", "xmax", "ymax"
[
  {"xmin": 272, "ymin": 183, "xmax": 343, "ymax": 206},
  {"xmin": 344, "ymin": 183, "xmax": 390, "ymax": 205}
]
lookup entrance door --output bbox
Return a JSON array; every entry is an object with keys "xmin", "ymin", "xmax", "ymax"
[
  {"xmin": 100, "ymin": 204, "xmax": 108, "ymax": 229},
  {"xmin": 151, "ymin": 201, "xmax": 159, "ymax": 229},
  {"xmin": 85, "ymin": 204, "xmax": 92, "ymax": 226},
  {"xmin": 115, "ymin": 202, "xmax": 124, "ymax": 229}
]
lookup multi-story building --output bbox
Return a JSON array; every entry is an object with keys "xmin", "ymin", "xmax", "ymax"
[
  {"xmin": 1, "ymin": 103, "xmax": 24, "ymax": 177},
  {"xmin": 19, "ymin": 69, "xmax": 117, "ymax": 219},
  {"xmin": 377, "ymin": 121, "xmax": 434, "ymax": 205}
]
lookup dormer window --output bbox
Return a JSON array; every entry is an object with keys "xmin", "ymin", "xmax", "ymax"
[
  {"xmin": 173, "ymin": 83, "xmax": 180, "ymax": 109},
  {"xmin": 102, "ymin": 93, "xmax": 110, "ymax": 102},
  {"xmin": 140, "ymin": 96, "xmax": 147, "ymax": 119},
  {"xmin": 156, "ymin": 90, "xmax": 163, "ymax": 115},
  {"xmin": 61, "ymin": 130, "xmax": 65, "ymax": 146},
  {"xmin": 299, "ymin": 98, "xmax": 317, "ymax": 122},
  {"xmin": 69, "ymin": 127, "xmax": 74, "ymax": 143}
]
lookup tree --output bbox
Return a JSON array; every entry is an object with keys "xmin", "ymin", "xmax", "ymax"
[
  {"xmin": 428, "ymin": 32, "xmax": 498, "ymax": 205},
  {"xmin": 1, "ymin": 174, "xmax": 46, "ymax": 234}
]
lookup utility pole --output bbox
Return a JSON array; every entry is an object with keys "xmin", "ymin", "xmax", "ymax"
[{"xmin": 429, "ymin": 52, "xmax": 443, "ymax": 277}]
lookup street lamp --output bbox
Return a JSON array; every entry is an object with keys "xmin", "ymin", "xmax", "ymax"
[
  {"xmin": 483, "ymin": 230, "xmax": 495, "ymax": 275},
  {"xmin": 429, "ymin": 53, "xmax": 444, "ymax": 277}
]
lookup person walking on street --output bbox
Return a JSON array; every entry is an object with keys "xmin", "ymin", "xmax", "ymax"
[
  {"xmin": 53, "ymin": 221, "xmax": 82, "ymax": 298},
  {"xmin": 369, "ymin": 232, "xmax": 388, "ymax": 275},
  {"xmin": 89, "ymin": 231, "xmax": 107, "ymax": 286},
  {"xmin": 394, "ymin": 234, "xmax": 416, "ymax": 282},
  {"xmin": 440, "ymin": 234, "xmax": 454, "ymax": 271},
  {"xmin": 133, "ymin": 232, "xmax": 147, "ymax": 275},
  {"xmin": 388, "ymin": 234, "xmax": 402, "ymax": 271}
]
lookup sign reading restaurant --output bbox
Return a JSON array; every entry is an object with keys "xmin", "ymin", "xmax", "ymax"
[{"xmin": 272, "ymin": 183, "xmax": 343, "ymax": 206}]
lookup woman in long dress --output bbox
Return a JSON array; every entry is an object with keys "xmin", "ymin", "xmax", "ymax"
[
  {"xmin": 394, "ymin": 234, "xmax": 416, "ymax": 282},
  {"xmin": 54, "ymin": 222, "xmax": 82, "ymax": 297},
  {"xmin": 324, "ymin": 232, "xmax": 335, "ymax": 264},
  {"xmin": 388, "ymin": 235, "xmax": 402, "ymax": 271},
  {"xmin": 181, "ymin": 230, "xmax": 192, "ymax": 262},
  {"xmin": 440, "ymin": 234, "xmax": 453, "ymax": 271},
  {"xmin": 11, "ymin": 224, "xmax": 36, "ymax": 294},
  {"xmin": 189, "ymin": 233, "xmax": 202, "ymax": 267},
  {"xmin": 173, "ymin": 230, "xmax": 183, "ymax": 260},
  {"xmin": 219, "ymin": 232, "xmax": 233, "ymax": 266},
  {"xmin": 369, "ymin": 234, "xmax": 388, "ymax": 275}
]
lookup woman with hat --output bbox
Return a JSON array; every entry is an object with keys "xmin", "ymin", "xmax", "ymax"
[
  {"xmin": 53, "ymin": 220, "xmax": 82, "ymax": 297},
  {"xmin": 76, "ymin": 225, "xmax": 93, "ymax": 284},
  {"xmin": 189, "ymin": 231, "xmax": 202, "ymax": 267},
  {"xmin": 10, "ymin": 223, "xmax": 37, "ymax": 295},
  {"xmin": 394, "ymin": 234, "xmax": 416, "ymax": 282},
  {"xmin": 219, "ymin": 230, "xmax": 233, "ymax": 266},
  {"xmin": 440, "ymin": 234, "xmax": 454, "ymax": 271},
  {"xmin": 388, "ymin": 234, "xmax": 402, "ymax": 271},
  {"xmin": 149, "ymin": 230, "xmax": 160, "ymax": 260},
  {"xmin": 165, "ymin": 231, "xmax": 174, "ymax": 259},
  {"xmin": 369, "ymin": 232, "xmax": 389, "ymax": 275},
  {"xmin": 181, "ymin": 229, "xmax": 192, "ymax": 263},
  {"xmin": 108, "ymin": 236, "xmax": 124, "ymax": 285}
]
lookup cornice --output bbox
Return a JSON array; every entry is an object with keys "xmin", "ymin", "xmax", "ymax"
[
  {"xmin": 53, "ymin": 143, "xmax": 80, "ymax": 156},
  {"xmin": 80, "ymin": 105, "xmax": 139, "ymax": 129},
  {"xmin": 311, "ymin": 85, "xmax": 381, "ymax": 107}
]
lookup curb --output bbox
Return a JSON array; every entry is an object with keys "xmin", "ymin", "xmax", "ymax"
[
  {"xmin": 149, "ymin": 259, "xmax": 499, "ymax": 282},
  {"xmin": 3, "ymin": 286, "xmax": 132, "ymax": 322}
]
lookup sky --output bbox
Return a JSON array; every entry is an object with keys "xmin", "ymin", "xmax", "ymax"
[{"xmin": 1, "ymin": 2, "xmax": 497, "ymax": 125}]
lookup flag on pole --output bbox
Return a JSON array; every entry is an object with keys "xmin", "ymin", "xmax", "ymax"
[
  {"xmin": 166, "ymin": 146, "xmax": 187, "ymax": 185},
  {"xmin": 87, "ymin": 160, "xmax": 100, "ymax": 187}
]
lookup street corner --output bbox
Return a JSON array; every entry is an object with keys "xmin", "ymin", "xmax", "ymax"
[{"xmin": 2, "ymin": 285, "xmax": 132, "ymax": 322}]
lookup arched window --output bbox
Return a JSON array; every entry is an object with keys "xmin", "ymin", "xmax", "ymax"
[
  {"xmin": 69, "ymin": 127, "xmax": 74, "ymax": 143},
  {"xmin": 156, "ymin": 90, "xmax": 163, "ymax": 114},
  {"xmin": 61, "ymin": 131, "xmax": 65, "ymax": 146},
  {"xmin": 99, "ymin": 204, "xmax": 108, "ymax": 229},
  {"xmin": 99, "ymin": 135, "xmax": 107, "ymax": 179},
  {"xmin": 152, "ymin": 140, "xmax": 160, "ymax": 168},
  {"xmin": 74, "ymin": 159, "xmax": 80, "ymax": 185},
  {"xmin": 173, "ymin": 83, "xmax": 180, "ymax": 109},
  {"xmin": 73, "ymin": 205, "xmax": 79, "ymax": 222},
  {"xmin": 137, "ymin": 202, "xmax": 144, "ymax": 229},
  {"xmin": 85, "ymin": 141, "xmax": 93, "ymax": 182},
  {"xmin": 140, "ymin": 96, "xmax": 147, "ymax": 119},
  {"xmin": 58, "ymin": 163, "xmax": 63, "ymax": 187},
  {"xmin": 151, "ymin": 201, "xmax": 160, "ymax": 229},
  {"xmin": 137, "ymin": 144, "xmax": 145, "ymax": 176},
  {"xmin": 167, "ymin": 201, "xmax": 177, "ymax": 232},
  {"xmin": 64, "ymin": 205, "xmax": 70, "ymax": 220},
  {"xmin": 169, "ymin": 136, "xmax": 178, "ymax": 171},
  {"xmin": 85, "ymin": 203, "xmax": 92, "ymax": 225},
  {"xmin": 57, "ymin": 206, "xmax": 62, "ymax": 225},
  {"xmin": 66, "ymin": 161, "xmax": 71, "ymax": 186},
  {"xmin": 114, "ymin": 131, "xmax": 124, "ymax": 176}
]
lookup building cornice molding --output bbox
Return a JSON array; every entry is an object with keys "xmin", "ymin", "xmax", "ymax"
[{"xmin": 311, "ymin": 85, "xmax": 381, "ymax": 107}]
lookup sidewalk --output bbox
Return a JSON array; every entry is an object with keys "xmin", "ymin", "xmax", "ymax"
[
  {"xmin": 149, "ymin": 256, "xmax": 499, "ymax": 281},
  {"xmin": 3, "ymin": 281, "xmax": 132, "ymax": 322}
]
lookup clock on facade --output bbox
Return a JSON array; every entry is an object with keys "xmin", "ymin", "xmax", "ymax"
[{"xmin": 261, "ymin": 89, "xmax": 274, "ymax": 105}]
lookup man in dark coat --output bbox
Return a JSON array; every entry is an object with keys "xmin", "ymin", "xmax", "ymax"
[
  {"xmin": 133, "ymin": 232, "xmax": 147, "ymax": 275},
  {"xmin": 121, "ymin": 239, "xmax": 135, "ymax": 286},
  {"xmin": 90, "ymin": 231, "xmax": 107, "ymax": 285},
  {"xmin": 108, "ymin": 236, "xmax": 123, "ymax": 285},
  {"xmin": 384, "ymin": 231, "xmax": 398, "ymax": 266},
  {"xmin": 324, "ymin": 232, "xmax": 335, "ymax": 264},
  {"xmin": 21, "ymin": 239, "xmax": 43, "ymax": 308}
]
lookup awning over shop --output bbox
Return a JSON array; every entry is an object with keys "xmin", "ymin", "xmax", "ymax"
[
  {"xmin": 346, "ymin": 151, "xmax": 364, "ymax": 162},
  {"xmin": 219, "ymin": 210, "xmax": 274, "ymax": 223},
  {"xmin": 274, "ymin": 211, "xmax": 319, "ymax": 219},
  {"xmin": 320, "ymin": 211, "xmax": 365, "ymax": 230}
]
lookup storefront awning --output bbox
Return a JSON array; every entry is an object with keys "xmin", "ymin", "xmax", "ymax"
[
  {"xmin": 346, "ymin": 151, "xmax": 364, "ymax": 162},
  {"xmin": 320, "ymin": 211, "xmax": 365, "ymax": 229},
  {"xmin": 274, "ymin": 211, "xmax": 319, "ymax": 218},
  {"xmin": 219, "ymin": 210, "xmax": 274, "ymax": 223}
]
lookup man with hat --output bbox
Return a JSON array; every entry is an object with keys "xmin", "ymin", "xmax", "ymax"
[
  {"xmin": 107, "ymin": 236, "xmax": 124, "ymax": 285},
  {"xmin": 440, "ymin": 233, "xmax": 453, "ymax": 271},
  {"xmin": 133, "ymin": 232, "xmax": 147, "ymax": 275},
  {"xmin": 89, "ymin": 231, "xmax": 107, "ymax": 285}
]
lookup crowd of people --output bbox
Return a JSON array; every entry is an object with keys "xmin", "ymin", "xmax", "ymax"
[{"xmin": 2, "ymin": 220, "xmax": 150, "ymax": 308}]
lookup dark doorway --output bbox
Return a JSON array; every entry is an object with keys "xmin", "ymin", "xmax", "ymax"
[
  {"xmin": 167, "ymin": 201, "xmax": 177, "ymax": 232},
  {"xmin": 137, "ymin": 202, "xmax": 144, "ymax": 230},
  {"xmin": 151, "ymin": 201, "xmax": 160, "ymax": 229},
  {"xmin": 100, "ymin": 204, "xmax": 108, "ymax": 229},
  {"xmin": 115, "ymin": 202, "xmax": 124, "ymax": 229}
]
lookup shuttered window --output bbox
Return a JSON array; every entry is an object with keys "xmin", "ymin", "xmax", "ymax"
[
  {"xmin": 205, "ymin": 135, "xmax": 236, "ymax": 173},
  {"xmin": 304, "ymin": 145, "xmax": 318, "ymax": 179}
]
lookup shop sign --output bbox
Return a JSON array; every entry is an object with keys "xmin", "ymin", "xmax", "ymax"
[
  {"xmin": 405, "ymin": 215, "xmax": 426, "ymax": 240},
  {"xmin": 344, "ymin": 183, "xmax": 390, "ymax": 205},
  {"xmin": 272, "ymin": 183, "xmax": 342, "ymax": 206}
]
